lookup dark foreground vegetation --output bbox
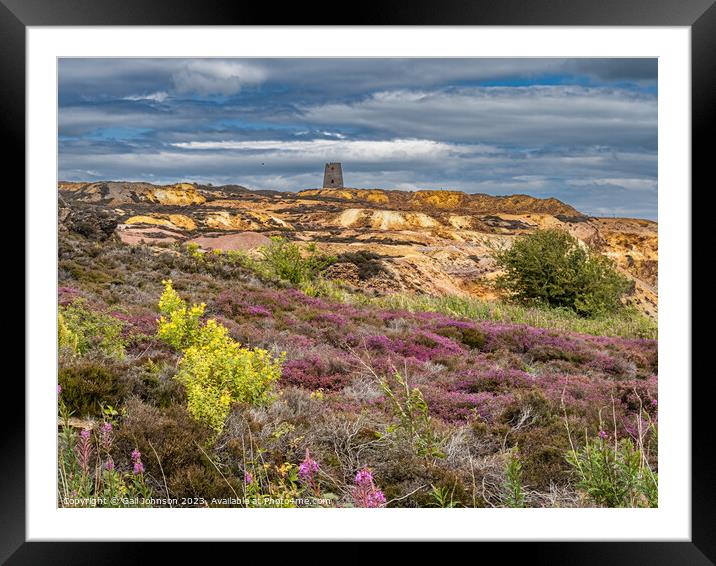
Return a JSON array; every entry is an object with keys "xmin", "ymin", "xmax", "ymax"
[{"xmin": 57, "ymin": 230, "xmax": 657, "ymax": 508}]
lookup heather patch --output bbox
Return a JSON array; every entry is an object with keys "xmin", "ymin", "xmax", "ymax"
[
  {"xmin": 281, "ymin": 355, "xmax": 352, "ymax": 391},
  {"xmin": 57, "ymin": 232, "xmax": 658, "ymax": 508}
]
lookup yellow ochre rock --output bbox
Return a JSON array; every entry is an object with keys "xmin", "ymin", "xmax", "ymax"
[
  {"xmin": 299, "ymin": 188, "xmax": 389, "ymax": 204},
  {"xmin": 147, "ymin": 183, "xmax": 206, "ymax": 206},
  {"xmin": 205, "ymin": 211, "xmax": 256, "ymax": 231},
  {"xmin": 411, "ymin": 190, "xmax": 466, "ymax": 209},
  {"xmin": 125, "ymin": 214, "xmax": 197, "ymax": 231}
]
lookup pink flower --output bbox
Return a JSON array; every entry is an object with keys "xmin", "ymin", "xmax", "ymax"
[
  {"xmin": 131, "ymin": 449, "xmax": 144, "ymax": 475},
  {"xmin": 352, "ymin": 468, "xmax": 386, "ymax": 508},
  {"xmin": 366, "ymin": 489, "xmax": 386, "ymax": 508},
  {"xmin": 298, "ymin": 449, "xmax": 320, "ymax": 487},
  {"xmin": 354, "ymin": 468, "xmax": 373, "ymax": 487}
]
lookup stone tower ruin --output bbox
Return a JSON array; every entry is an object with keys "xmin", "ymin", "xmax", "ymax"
[{"xmin": 323, "ymin": 162, "xmax": 344, "ymax": 188}]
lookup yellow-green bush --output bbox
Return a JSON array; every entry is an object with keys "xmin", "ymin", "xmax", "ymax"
[
  {"xmin": 58, "ymin": 300, "xmax": 125, "ymax": 358},
  {"xmin": 58, "ymin": 312, "xmax": 79, "ymax": 354},
  {"xmin": 157, "ymin": 280, "xmax": 285, "ymax": 434},
  {"xmin": 157, "ymin": 279, "xmax": 205, "ymax": 350}
]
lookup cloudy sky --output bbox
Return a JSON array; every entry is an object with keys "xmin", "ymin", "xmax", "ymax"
[{"xmin": 58, "ymin": 58, "xmax": 657, "ymax": 219}]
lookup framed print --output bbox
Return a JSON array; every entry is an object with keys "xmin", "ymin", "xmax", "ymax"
[{"xmin": 6, "ymin": 0, "xmax": 712, "ymax": 560}]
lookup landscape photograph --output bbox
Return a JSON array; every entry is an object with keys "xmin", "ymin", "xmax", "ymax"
[{"xmin": 57, "ymin": 57, "xmax": 658, "ymax": 509}]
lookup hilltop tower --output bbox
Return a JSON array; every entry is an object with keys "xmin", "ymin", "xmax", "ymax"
[{"xmin": 323, "ymin": 162, "xmax": 344, "ymax": 188}]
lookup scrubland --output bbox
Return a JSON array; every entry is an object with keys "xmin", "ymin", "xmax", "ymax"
[{"xmin": 57, "ymin": 232, "xmax": 657, "ymax": 508}]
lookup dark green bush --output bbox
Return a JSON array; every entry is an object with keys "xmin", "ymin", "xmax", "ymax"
[
  {"xmin": 500, "ymin": 389, "xmax": 554, "ymax": 427},
  {"xmin": 493, "ymin": 229, "xmax": 632, "ymax": 317},
  {"xmin": 512, "ymin": 421, "xmax": 573, "ymax": 490},
  {"xmin": 460, "ymin": 327, "xmax": 487, "ymax": 349},
  {"xmin": 122, "ymin": 359, "xmax": 186, "ymax": 408},
  {"xmin": 258, "ymin": 237, "xmax": 335, "ymax": 285},
  {"xmin": 113, "ymin": 399, "xmax": 213, "ymax": 493},
  {"xmin": 58, "ymin": 361, "xmax": 127, "ymax": 417},
  {"xmin": 168, "ymin": 463, "xmax": 242, "ymax": 504}
]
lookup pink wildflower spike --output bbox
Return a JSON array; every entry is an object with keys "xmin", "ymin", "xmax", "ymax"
[
  {"xmin": 352, "ymin": 467, "xmax": 386, "ymax": 508},
  {"xmin": 354, "ymin": 468, "xmax": 373, "ymax": 487},
  {"xmin": 298, "ymin": 449, "xmax": 320, "ymax": 485},
  {"xmin": 131, "ymin": 449, "xmax": 144, "ymax": 475},
  {"xmin": 74, "ymin": 428, "xmax": 93, "ymax": 474}
]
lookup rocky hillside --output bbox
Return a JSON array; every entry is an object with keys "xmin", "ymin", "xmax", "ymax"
[{"xmin": 58, "ymin": 181, "xmax": 658, "ymax": 318}]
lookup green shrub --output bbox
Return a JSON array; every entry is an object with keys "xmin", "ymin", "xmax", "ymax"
[
  {"xmin": 459, "ymin": 326, "xmax": 487, "ymax": 349},
  {"xmin": 58, "ymin": 300, "xmax": 126, "ymax": 358},
  {"xmin": 428, "ymin": 484, "xmax": 459, "ymax": 508},
  {"xmin": 502, "ymin": 448, "xmax": 526, "ymax": 507},
  {"xmin": 157, "ymin": 280, "xmax": 205, "ymax": 350},
  {"xmin": 125, "ymin": 358, "xmax": 186, "ymax": 408},
  {"xmin": 566, "ymin": 429, "xmax": 658, "ymax": 507},
  {"xmin": 186, "ymin": 242, "xmax": 204, "ymax": 260},
  {"xmin": 493, "ymin": 229, "xmax": 632, "ymax": 317},
  {"xmin": 58, "ymin": 312, "xmax": 79, "ymax": 354},
  {"xmin": 58, "ymin": 362, "xmax": 127, "ymax": 418},
  {"xmin": 258, "ymin": 237, "xmax": 335, "ymax": 285},
  {"xmin": 380, "ymin": 372, "xmax": 444, "ymax": 459},
  {"xmin": 157, "ymin": 280, "xmax": 285, "ymax": 435},
  {"xmin": 513, "ymin": 424, "xmax": 573, "ymax": 490}
]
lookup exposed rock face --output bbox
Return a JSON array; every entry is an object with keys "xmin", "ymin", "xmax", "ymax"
[
  {"xmin": 297, "ymin": 188, "xmax": 581, "ymax": 216},
  {"xmin": 204, "ymin": 211, "xmax": 256, "ymax": 231},
  {"xmin": 411, "ymin": 190, "xmax": 466, "ymax": 209},
  {"xmin": 59, "ymin": 181, "xmax": 206, "ymax": 206},
  {"xmin": 59, "ymin": 181, "xmax": 658, "ymax": 317},
  {"xmin": 125, "ymin": 214, "xmax": 197, "ymax": 231},
  {"xmin": 335, "ymin": 209, "xmax": 439, "ymax": 230},
  {"xmin": 298, "ymin": 188, "xmax": 390, "ymax": 204}
]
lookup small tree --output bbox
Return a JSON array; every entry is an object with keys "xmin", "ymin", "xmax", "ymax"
[
  {"xmin": 493, "ymin": 229, "xmax": 631, "ymax": 317},
  {"xmin": 258, "ymin": 237, "xmax": 335, "ymax": 285}
]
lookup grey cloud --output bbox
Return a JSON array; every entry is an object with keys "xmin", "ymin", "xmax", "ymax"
[
  {"xmin": 59, "ymin": 58, "xmax": 657, "ymax": 102},
  {"xmin": 297, "ymin": 86, "xmax": 657, "ymax": 148},
  {"xmin": 58, "ymin": 58, "xmax": 658, "ymax": 219}
]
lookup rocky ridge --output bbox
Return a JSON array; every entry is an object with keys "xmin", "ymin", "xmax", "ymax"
[{"xmin": 59, "ymin": 181, "xmax": 658, "ymax": 318}]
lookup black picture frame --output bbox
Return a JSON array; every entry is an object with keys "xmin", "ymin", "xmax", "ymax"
[{"xmin": 5, "ymin": 0, "xmax": 710, "ymax": 561}]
